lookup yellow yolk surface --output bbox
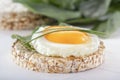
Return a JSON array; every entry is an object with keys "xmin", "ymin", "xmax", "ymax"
[{"xmin": 44, "ymin": 26, "xmax": 90, "ymax": 44}]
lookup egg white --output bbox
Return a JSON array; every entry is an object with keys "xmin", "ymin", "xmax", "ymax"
[{"xmin": 30, "ymin": 26, "xmax": 100, "ymax": 57}]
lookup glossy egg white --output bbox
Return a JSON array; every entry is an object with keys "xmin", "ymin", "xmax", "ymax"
[{"xmin": 30, "ymin": 26, "xmax": 100, "ymax": 57}]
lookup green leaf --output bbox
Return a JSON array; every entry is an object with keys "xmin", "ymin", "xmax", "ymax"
[
  {"xmin": 58, "ymin": 23, "xmax": 71, "ymax": 26},
  {"xmin": 11, "ymin": 26, "xmax": 41, "ymax": 50},
  {"xmin": 109, "ymin": 1, "xmax": 120, "ymax": 12},
  {"xmin": 80, "ymin": 0, "xmax": 111, "ymax": 18},
  {"xmin": 111, "ymin": 0, "xmax": 120, "ymax": 3},
  {"xmin": 65, "ymin": 18, "xmax": 98, "ymax": 24},
  {"xmin": 13, "ymin": 0, "xmax": 81, "ymax": 21},
  {"xmin": 49, "ymin": 0, "xmax": 81, "ymax": 10},
  {"xmin": 12, "ymin": 34, "xmax": 34, "ymax": 50},
  {"xmin": 92, "ymin": 11, "xmax": 120, "ymax": 38},
  {"xmin": 32, "ymin": 26, "xmax": 40, "ymax": 35}
]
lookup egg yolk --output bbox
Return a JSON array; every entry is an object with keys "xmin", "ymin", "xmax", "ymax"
[{"xmin": 44, "ymin": 26, "xmax": 90, "ymax": 44}]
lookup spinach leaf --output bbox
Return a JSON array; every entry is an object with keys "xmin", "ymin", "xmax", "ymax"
[
  {"xmin": 13, "ymin": 0, "xmax": 81, "ymax": 21},
  {"xmin": 80, "ymin": 0, "xmax": 111, "ymax": 18},
  {"xmin": 13, "ymin": 0, "xmax": 120, "ymax": 38},
  {"xmin": 65, "ymin": 18, "xmax": 98, "ymax": 24},
  {"xmin": 111, "ymin": 0, "xmax": 120, "ymax": 3},
  {"xmin": 109, "ymin": 1, "xmax": 120, "ymax": 12},
  {"xmin": 49, "ymin": 0, "xmax": 81, "ymax": 10},
  {"xmin": 92, "ymin": 11, "xmax": 120, "ymax": 38}
]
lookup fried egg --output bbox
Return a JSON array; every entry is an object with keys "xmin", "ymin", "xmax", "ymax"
[{"xmin": 30, "ymin": 26, "xmax": 100, "ymax": 57}]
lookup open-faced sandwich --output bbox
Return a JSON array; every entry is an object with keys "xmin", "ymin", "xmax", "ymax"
[
  {"xmin": 0, "ymin": 0, "xmax": 53, "ymax": 30},
  {"xmin": 12, "ymin": 25, "xmax": 105, "ymax": 73}
]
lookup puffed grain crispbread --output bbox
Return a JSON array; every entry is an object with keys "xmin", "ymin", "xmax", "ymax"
[{"xmin": 12, "ymin": 40, "xmax": 105, "ymax": 73}]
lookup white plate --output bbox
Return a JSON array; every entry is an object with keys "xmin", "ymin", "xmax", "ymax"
[{"xmin": 0, "ymin": 29, "xmax": 120, "ymax": 80}]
